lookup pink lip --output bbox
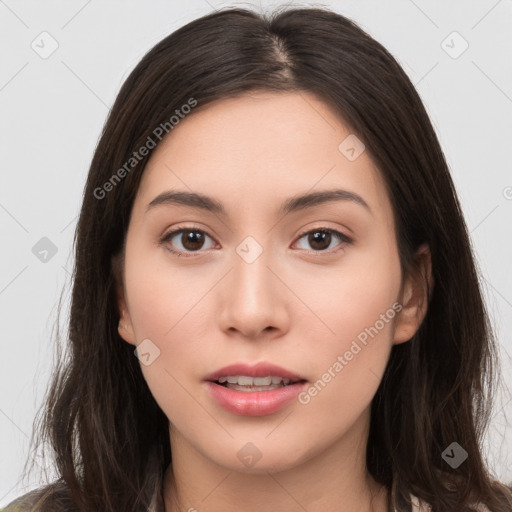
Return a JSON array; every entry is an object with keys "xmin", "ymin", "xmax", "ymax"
[
  {"xmin": 205, "ymin": 381, "xmax": 307, "ymax": 416},
  {"xmin": 203, "ymin": 361, "xmax": 305, "ymax": 382},
  {"xmin": 203, "ymin": 362, "xmax": 307, "ymax": 417}
]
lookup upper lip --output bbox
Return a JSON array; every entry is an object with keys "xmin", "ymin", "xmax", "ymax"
[{"xmin": 204, "ymin": 362, "xmax": 306, "ymax": 382}]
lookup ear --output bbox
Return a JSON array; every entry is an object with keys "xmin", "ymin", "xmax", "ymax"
[
  {"xmin": 393, "ymin": 244, "xmax": 433, "ymax": 345},
  {"xmin": 112, "ymin": 251, "xmax": 136, "ymax": 346},
  {"xmin": 117, "ymin": 288, "xmax": 137, "ymax": 346}
]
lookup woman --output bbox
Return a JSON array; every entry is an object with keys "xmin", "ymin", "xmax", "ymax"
[{"xmin": 4, "ymin": 5, "xmax": 512, "ymax": 512}]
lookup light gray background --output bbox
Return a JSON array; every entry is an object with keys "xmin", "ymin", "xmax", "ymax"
[{"xmin": 1, "ymin": 0, "xmax": 511, "ymax": 506}]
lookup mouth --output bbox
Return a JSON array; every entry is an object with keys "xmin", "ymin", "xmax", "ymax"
[
  {"xmin": 213, "ymin": 375, "xmax": 306, "ymax": 392},
  {"xmin": 203, "ymin": 362, "xmax": 308, "ymax": 416},
  {"xmin": 205, "ymin": 377, "xmax": 308, "ymax": 417},
  {"xmin": 204, "ymin": 361, "xmax": 307, "ymax": 391}
]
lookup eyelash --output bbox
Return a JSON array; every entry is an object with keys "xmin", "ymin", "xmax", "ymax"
[{"xmin": 160, "ymin": 225, "xmax": 352, "ymax": 258}]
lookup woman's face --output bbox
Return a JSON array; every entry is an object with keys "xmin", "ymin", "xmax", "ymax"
[{"xmin": 117, "ymin": 91, "xmax": 426, "ymax": 474}]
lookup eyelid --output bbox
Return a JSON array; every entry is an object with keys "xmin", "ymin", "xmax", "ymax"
[
  {"xmin": 292, "ymin": 226, "xmax": 352, "ymax": 254},
  {"xmin": 160, "ymin": 224, "xmax": 353, "ymax": 257},
  {"xmin": 160, "ymin": 224, "xmax": 217, "ymax": 258}
]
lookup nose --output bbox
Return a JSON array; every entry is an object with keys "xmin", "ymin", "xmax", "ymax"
[{"xmin": 217, "ymin": 243, "xmax": 291, "ymax": 340}]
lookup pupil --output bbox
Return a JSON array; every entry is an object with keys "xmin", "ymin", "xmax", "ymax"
[
  {"xmin": 309, "ymin": 231, "xmax": 331, "ymax": 250},
  {"xmin": 183, "ymin": 230, "xmax": 204, "ymax": 250}
]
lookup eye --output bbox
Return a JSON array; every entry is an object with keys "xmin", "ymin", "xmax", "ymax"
[
  {"xmin": 293, "ymin": 227, "xmax": 352, "ymax": 254},
  {"xmin": 160, "ymin": 227, "xmax": 216, "ymax": 257},
  {"xmin": 160, "ymin": 226, "xmax": 352, "ymax": 258}
]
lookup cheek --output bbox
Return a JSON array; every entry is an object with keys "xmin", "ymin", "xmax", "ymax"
[
  {"xmin": 123, "ymin": 234, "xmax": 207, "ymax": 340},
  {"xmin": 296, "ymin": 241, "xmax": 401, "ymax": 345},
  {"xmin": 123, "ymin": 244, "xmax": 216, "ymax": 390},
  {"xmin": 123, "ymin": 251, "xmax": 210, "ymax": 423},
  {"xmin": 292, "ymin": 245, "xmax": 401, "ymax": 408}
]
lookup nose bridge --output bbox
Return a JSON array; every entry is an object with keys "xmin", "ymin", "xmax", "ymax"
[
  {"xmin": 231, "ymin": 234, "xmax": 277, "ymax": 305},
  {"xmin": 218, "ymin": 233, "xmax": 287, "ymax": 337}
]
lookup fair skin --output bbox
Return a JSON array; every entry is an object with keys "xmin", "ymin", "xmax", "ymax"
[{"xmin": 116, "ymin": 91, "xmax": 432, "ymax": 512}]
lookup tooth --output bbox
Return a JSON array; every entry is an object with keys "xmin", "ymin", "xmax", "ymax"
[
  {"xmin": 217, "ymin": 375, "xmax": 295, "ymax": 386},
  {"xmin": 253, "ymin": 376, "xmax": 272, "ymax": 386},
  {"xmin": 226, "ymin": 384, "xmax": 283, "ymax": 392}
]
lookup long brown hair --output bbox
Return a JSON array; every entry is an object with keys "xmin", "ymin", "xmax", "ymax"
[{"xmin": 8, "ymin": 6, "xmax": 512, "ymax": 512}]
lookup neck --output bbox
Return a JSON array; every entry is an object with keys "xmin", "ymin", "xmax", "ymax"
[{"xmin": 162, "ymin": 410, "xmax": 389, "ymax": 512}]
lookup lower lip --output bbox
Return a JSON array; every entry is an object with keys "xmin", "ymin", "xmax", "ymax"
[{"xmin": 205, "ymin": 381, "xmax": 307, "ymax": 416}]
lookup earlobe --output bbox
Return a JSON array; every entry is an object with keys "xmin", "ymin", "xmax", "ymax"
[
  {"xmin": 112, "ymin": 251, "xmax": 137, "ymax": 346},
  {"xmin": 393, "ymin": 244, "xmax": 433, "ymax": 345}
]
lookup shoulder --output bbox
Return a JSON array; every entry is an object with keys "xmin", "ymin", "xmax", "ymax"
[
  {"xmin": 2, "ymin": 488, "xmax": 44, "ymax": 511},
  {"xmin": 1, "ymin": 483, "xmax": 75, "ymax": 512}
]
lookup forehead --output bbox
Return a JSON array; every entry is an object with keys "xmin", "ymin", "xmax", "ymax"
[{"xmin": 133, "ymin": 91, "xmax": 392, "ymax": 223}]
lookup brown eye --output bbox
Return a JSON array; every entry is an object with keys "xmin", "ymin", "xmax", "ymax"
[
  {"xmin": 161, "ymin": 228, "xmax": 216, "ymax": 256},
  {"xmin": 294, "ymin": 228, "xmax": 351, "ymax": 253},
  {"xmin": 307, "ymin": 230, "xmax": 332, "ymax": 251},
  {"xmin": 179, "ymin": 230, "xmax": 206, "ymax": 251}
]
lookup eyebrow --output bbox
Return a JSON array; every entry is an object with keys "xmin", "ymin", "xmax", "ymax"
[{"xmin": 145, "ymin": 188, "xmax": 372, "ymax": 217}]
